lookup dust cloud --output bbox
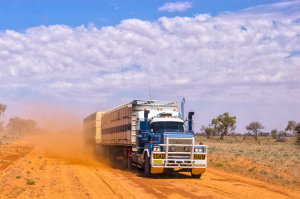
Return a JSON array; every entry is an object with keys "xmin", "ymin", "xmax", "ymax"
[
  {"xmin": 16, "ymin": 101, "xmax": 101, "ymax": 166},
  {"xmin": 27, "ymin": 132, "xmax": 99, "ymax": 166}
]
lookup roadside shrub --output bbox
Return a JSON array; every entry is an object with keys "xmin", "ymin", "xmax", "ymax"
[
  {"xmin": 26, "ymin": 180, "xmax": 35, "ymax": 185},
  {"xmin": 262, "ymin": 170, "xmax": 268, "ymax": 175},
  {"xmin": 276, "ymin": 138, "xmax": 286, "ymax": 143},
  {"xmin": 248, "ymin": 168, "xmax": 254, "ymax": 172},
  {"xmin": 215, "ymin": 162, "xmax": 223, "ymax": 167}
]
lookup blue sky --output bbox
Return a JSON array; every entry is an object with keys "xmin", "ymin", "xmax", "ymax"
[
  {"xmin": 1, "ymin": 0, "xmax": 283, "ymax": 31},
  {"xmin": 0, "ymin": 0, "xmax": 299, "ymax": 133}
]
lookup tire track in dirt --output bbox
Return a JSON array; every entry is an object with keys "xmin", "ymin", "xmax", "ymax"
[
  {"xmin": 0, "ymin": 144, "xmax": 32, "ymax": 171},
  {"xmin": 93, "ymin": 162, "xmax": 218, "ymax": 199},
  {"xmin": 42, "ymin": 160, "xmax": 89, "ymax": 199},
  {"xmin": 1, "ymin": 144, "xmax": 300, "ymax": 199}
]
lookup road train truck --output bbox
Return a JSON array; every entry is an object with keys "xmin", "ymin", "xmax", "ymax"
[{"xmin": 83, "ymin": 100, "xmax": 207, "ymax": 178}]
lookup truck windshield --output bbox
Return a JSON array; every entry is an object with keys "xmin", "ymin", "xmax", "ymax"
[{"xmin": 151, "ymin": 122, "xmax": 184, "ymax": 133}]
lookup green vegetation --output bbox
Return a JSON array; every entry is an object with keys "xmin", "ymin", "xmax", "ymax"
[
  {"xmin": 26, "ymin": 180, "xmax": 35, "ymax": 185},
  {"xmin": 0, "ymin": 104, "xmax": 7, "ymax": 116},
  {"xmin": 211, "ymin": 112, "xmax": 236, "ymax": 140},
  {"xmin": 196, "ymin": 135, "xmax": 300, "ymax": 189},
  {"xmin": 27, "ymin": 171, "xmax": 31, "ymax": 174},
  {"xmin": 295, "ymin": 124, "xmax": 300, "ymax": 144},
  {"xmin": 271, "ymin": 129, "xmax": 278, "ymax": 139},
  {"xmin": 200, "ymin": 124, "xmax": 216, "ymax": 138},
  {"xmin": 16, "ymin": 176, "xmax": 21, "ymax": 179},
  {"xmin": 246, "ymin": 121, "xmax": 264, "ymax": 141},
  {"xmin": 285, "ymin": 121, "xmax": 297, "ymax": 135},
  {"xmin": 6, "ymin": 117, "xmax": 41, "ymax": 135}
]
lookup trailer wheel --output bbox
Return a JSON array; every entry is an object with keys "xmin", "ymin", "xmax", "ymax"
[
  {"xmin": 105, "ymin": 147, "xmax": 109, "ymax": 160},
  {"xmin": 122, "ymin": 150, "xmax": 128, "ymax": 169},
  {"xmin": 144, "ymin": 155, "xmax": 151, "ymax": 177},
  {"xmin": 191, "ymin": 174, "xmax": 202, "ymax": 179},
  {"xmin": 127, "ymin": 151, "xmax": 132, "ymax": 170}
]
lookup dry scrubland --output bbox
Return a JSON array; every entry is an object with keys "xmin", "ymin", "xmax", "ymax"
[
  {"xmin": 196, "ymin": 135, "xmax": 300, "ymax": 190},
  {"xmin": 0, "ymin": 134, "xmax": 300, "ymax": 198}
]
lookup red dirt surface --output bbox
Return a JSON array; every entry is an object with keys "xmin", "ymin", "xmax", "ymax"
[{"xmin": 0, "ymin": 138, "xmax": 300, "ymax": 199}]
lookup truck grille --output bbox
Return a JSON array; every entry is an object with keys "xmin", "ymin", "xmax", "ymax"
[
  {"xmin": 168, "ymin": 154, "xmax": 190, "ymax": 159},
  {"xmin": 164, "ymin": 146, "xmax": 191, "ymax": 152}
]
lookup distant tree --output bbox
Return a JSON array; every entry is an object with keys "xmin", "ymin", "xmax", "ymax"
[
  {"xmin": 211, "ymin": 112, "xmax": 236, "ymax": 140},
  {"xmin": 6, "ymin": 117, "xmax": 38, "ymax": 135},
  {"xmin": 264, "ymin": 132, "xmax": 270, "ymax": 137},
  {"xmin": 246, "ymin": 121, "xmax": 264, "ymax": 141},
  {"xmin": 243, "ymin": 132, "xmax": 253, "ymax": 140},
  {"xmin": 0, "ymin": 104, "xmax": 7, "ymax": 116},
  {"xmin": 258, "ymin": 132, "xmax": 270, "ymax": 137},
  {"xmin": 285, "ymin": 121, "xmax": 297, "ymax": 135},
  {"xmin": 278, "ymin": 130, "xmax": 288, "ymax": 138},
  {"xmin": 0, "ymin": 121, "xmax": 5, "ymax": 133},
  {"xmin": 200, "ymin": 125, "xmax": 217, "ymax": 138},
  {"xmin": 271, "ymin": 129, "xmax": 278, "ymax": 139},
  {"xmin": 295, "ymin": 123, "xmax": 300, "ymax": 143}
]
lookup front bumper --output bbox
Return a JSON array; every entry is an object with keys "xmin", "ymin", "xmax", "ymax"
[
  {"xmin": 151, "ymin": 137, "xmax": 207, "ymax": 169},
  {"xmin": 151, "ymin": 153, "xmax": 207, "ymax": 168}
]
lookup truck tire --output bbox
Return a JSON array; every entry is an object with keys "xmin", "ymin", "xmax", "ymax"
[
  {"xmin": 105, "ymin": 147, "xmax": 109, "ymax": 160},
  {"xmin": 144, "ymin": 156, "xmax": 151, "ymax": 177},
  {"xmin": 191, "ymin": 174, "xmax": 202, "ymax": 179},
  {"xmin": 127, "ymin": 151, "xmax": 132, "ymax": 170},
  {"xmin": 122, "ymin": 150, "xmax": 128, "ymax": 169}
]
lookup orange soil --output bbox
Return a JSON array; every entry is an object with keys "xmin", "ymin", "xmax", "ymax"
[{"xmin": 1, "ymin": 141, "xmax": 300, "ymax": 199}]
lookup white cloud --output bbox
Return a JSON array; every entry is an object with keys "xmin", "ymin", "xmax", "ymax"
[
  {"xmin": 158, "ymin": 1, "xmax": 192, "ymax": 12},
  {"xmin": 0, "ymin": 1, "xmax": 300, "ymax": 132}
]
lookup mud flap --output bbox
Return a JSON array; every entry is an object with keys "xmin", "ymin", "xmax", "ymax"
[
  {"xmin": 151, "ymin": 167, "xmax": 164, "ymax": 174},
  {"xmin": 192, "ymin": 168, "xmax": 205, "ymax": 175},
  {"xmin": 96, "ymin": 144, "xmax": 105, "ymax": 155}
]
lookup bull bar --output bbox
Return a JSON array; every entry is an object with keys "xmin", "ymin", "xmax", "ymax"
[{"xmin": 151, "ymin": 137, "xmax": 207, "ymax": 169}]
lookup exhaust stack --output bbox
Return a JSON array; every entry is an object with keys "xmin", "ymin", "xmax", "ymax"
[
  {"xmin": 188, "ymin": 112, "xmax": 194, "ymax": 132},
  {"xmin": 144, "ymin": 110, "xmax": 150, "ymax": 130},
  {"xmin": 181, "ymin": 98, "xmax": 185, "ymax": 120}
]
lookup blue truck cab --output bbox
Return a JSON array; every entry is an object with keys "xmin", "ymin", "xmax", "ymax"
[{"xmin": 131, "ymin": 108, "xmax": 207, "ymax": 178}]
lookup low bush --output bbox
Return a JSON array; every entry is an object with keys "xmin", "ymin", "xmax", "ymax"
[
  {"xmin": 276, "ymin": 138, "xmax": 286, "ymax": 143},
  {"xmin": 26, "ymin": 180, "xmax": 35, "ymax": 185}
]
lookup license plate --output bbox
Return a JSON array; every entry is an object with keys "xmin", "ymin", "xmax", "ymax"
[
  {"xmin": 153, "ymin": 153, "xmax": 166, "ymax": 159},
  {"xmin": 194, "ymin": 154, "xmax": 205, "ymax": 160}
]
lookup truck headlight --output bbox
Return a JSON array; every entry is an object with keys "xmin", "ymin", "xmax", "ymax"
[
  {"xmin": 153, "ymin": 146, "xmax": 161, "ymax": 152},
  {"xmin": 194, "ymin": 147, "xmax": 204, "ymax": 153},
  {"xmin": 170, "ymin": 145, "xmax": 176, "ymax": 152},
  {"xmin": 184, "ymin": 146, "xmax": 189, "ymax": 152}
]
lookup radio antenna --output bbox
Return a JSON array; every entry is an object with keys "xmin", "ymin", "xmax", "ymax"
[{"xmin": 149, "ymin": 85, "xmax": 151, "ymax": 100}]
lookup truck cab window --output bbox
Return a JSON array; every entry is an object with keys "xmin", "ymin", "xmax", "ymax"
[{"xmin": 150, "ymin": 122, "xmax": 184, "ymax": 133}]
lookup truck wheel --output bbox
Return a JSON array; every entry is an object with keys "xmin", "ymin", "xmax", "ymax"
[
  {"xmin": 127, "ymin": 151, "xmax": 132, "ymax": 170},
  {"xmin": 191, "ymin": 174, "xmax": 202, "ymax": 179},
  {"xmin": 144, "ymin": 156, "xmax": 151, "ymax": 177},
  {"xmin": 122, "ymin": 150, "xmax": 128, "ymax": 169},
  {"xmin": 105, "ymin": 147, "xmax": 109, "ymax": 160}
]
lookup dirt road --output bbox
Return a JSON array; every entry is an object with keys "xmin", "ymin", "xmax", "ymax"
[{"xmin": 0, "ymin": 143, "xmax": 299, "ymax": 199}]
